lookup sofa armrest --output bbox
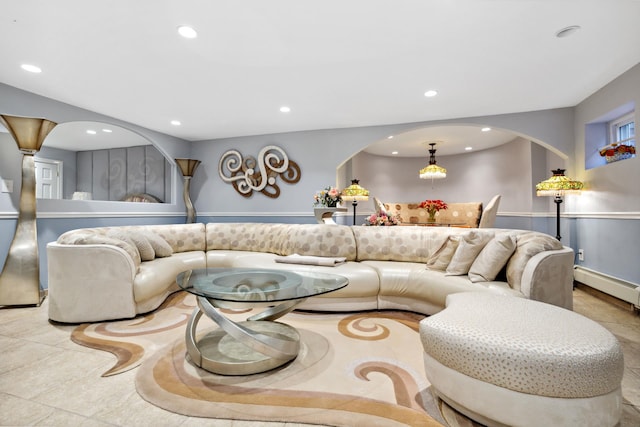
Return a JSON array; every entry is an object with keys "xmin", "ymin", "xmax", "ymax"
[
  {"xmin": 519, "ymin": 246, "xmax": 574, "ymax": 310},
  {"xmin": 47, "ymin": 242, "xmax": 138, "ymax": 323}
]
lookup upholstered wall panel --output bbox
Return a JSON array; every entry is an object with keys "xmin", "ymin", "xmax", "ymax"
[
  {"xmin": 109, "ymin": 148, "xmax": 127, "ymax": 201},
  {"xmin": 76, "ymin": 145, "xmax": 168, "ymax": 202}
]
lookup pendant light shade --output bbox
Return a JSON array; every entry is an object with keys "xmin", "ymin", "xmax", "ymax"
[{"xmin": 419, "ymin": 143, "xmax": 447, "ymax": 179}]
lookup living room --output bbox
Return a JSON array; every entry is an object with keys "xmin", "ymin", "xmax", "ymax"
[{"xmin": 0, "ymin": 2, "xmax": 639, "ymax": 426}]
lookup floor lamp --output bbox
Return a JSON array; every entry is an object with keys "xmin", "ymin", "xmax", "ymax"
[
  {"xmin": 341, "ymin": 179, "xmax": 369, "ymax": 225},
  {"xmin": 535, "ymin": 169, "xmax": 583, "ymax": 241},
  {"xmin": 0, "ymin": 115, "xmax": 57, "ymax": 306},
  {"xmin": 176, "ymin": 158, "xmax": 201, "ymax": 223}
]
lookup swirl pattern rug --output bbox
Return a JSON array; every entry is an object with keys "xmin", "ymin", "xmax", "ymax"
[{"xmin": 71, "ymin": 292, "xmax": 481, "ymax": 427}]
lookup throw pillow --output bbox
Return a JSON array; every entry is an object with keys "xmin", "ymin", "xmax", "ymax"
[
  {"xmin": 106, "ymin": 230, "xmax": 143, "ymax": 264},
  {"xmin": 127, "ymin": 231, "xmax": 156, "ymax": 261},
  {"xmin": 142, "ymin": 231, "xmax": 174, "ymax": 257},
  {"xmin": 445, "ymin": 231, "xmax": 493, "ymax": 276},
  {"xmin": 59, "ymin": 231, "xmax": 142, "ymax": 266},
  {"xmin": 373, "ymin": 197, "xmax": 388, "ymax": 214},
  {"xmin": 468, "ymin": 232, "xmax": 517, "ymax": 282},
  {"xmin": 426, "ymin": 235, "xmax": 460, "ymax": 271},
  {"xmin": 506, "ymin": 232, "xmax": 563, "ymax": 291}
]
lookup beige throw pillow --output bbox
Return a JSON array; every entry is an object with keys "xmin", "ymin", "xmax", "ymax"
[
  {"xmin": 106, "ymin": 230, "xmax": 144, "ymax": 263},
  {"xmin": 125, "ymin": 231, "xmax": 155, "ymax": 261},
  {"xmin": 373, "ymin": 197, "xmax": 388, "ymax": 214},
  {"xmin": 506, "ymin": 232, "xmax": 563, "ymax": 291},
  {"xmin": 59, "ymin": 231, "xmax": 142, "ymax": 266},
  {"xmin": 468, "ymin": 233, "xmax": 517, "ymax": 282},
  {"xmin": 445, "ymin": 231, "xmax": 493, "ymax": 276},
  {"xmin": 142, "ymin": 231, "xmax": 173, "ymax": 258},
  {"xmin": 426, "ymin": 236, "xmax": 460, "ymax": 271}
]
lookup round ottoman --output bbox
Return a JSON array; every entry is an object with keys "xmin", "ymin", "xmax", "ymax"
[{"xmin": 419, "ymin": 292, "xmax": 624, "ymax": 427}]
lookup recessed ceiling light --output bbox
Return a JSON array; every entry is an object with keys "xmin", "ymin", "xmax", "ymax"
[
  {"xmin": 465, "ymin": 146, "xmax": 473, "ymax": 151},
  {"xmin": 481, "ymin": 127, "xmax": 491, "ymax": 132},
  {"xmin": 387, "ymin": 135, "xmax": 394, "ymax": 139},
  {"xmin": 279, "ymin": 106, "xmax": 291, "ymax": 113},
  {"xmin": 424, "ymin": 90, "xmax": 438, "ymax": 97},
  {"xmin": 102, "ymin": 128, "xmax": 112, "ymax": 133},
  {"xmin": 177, "ymin": 26, "xmax": 197, "ymax": 39},
  {"xmin": 392, "ymin": 151, "xmax": 399, "ymax": 155},
  {"xmin": 86, "ymin": 130, "xmax": 97, "ymax": 135},
  {"xmin": 555, "ymin": 25, "xmax": 581, "ymax": 38},
  {"xmin": 21, "ymin": 64, "xmax": 41, "ymax": 73},
  {"xmin": 171, "ymin": 120, "xmax": 181, "ymax": 126}
]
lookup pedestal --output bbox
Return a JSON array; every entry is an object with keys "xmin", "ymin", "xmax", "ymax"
[{"xmin": 313, "ymin": 207, "xmax": 347, "ymax": 224}]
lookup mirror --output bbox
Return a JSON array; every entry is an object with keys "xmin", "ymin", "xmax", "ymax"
[{"xmin": 32, "ymin": 121, "xmax": 172, "ymax": 203}]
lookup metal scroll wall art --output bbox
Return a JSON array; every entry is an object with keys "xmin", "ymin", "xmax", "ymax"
[{"xmin": 218, "ymin": 145, "xmax": 301, "ymax": 198}]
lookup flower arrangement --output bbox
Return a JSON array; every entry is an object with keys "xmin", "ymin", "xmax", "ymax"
[
  {"xmin": 418, "ymin": 199, "xmax": 448, "ymax": 222},
  {"xmin": 313, "ymin": 186, "xmax": 343, "ymax": 207},
  {"xmin": 599, "ymin": 143, "xmax": 636, "ymax": 163},
  {"xmin": 364, "ymin": 212, "xmax": 402, "ymax": 226}
]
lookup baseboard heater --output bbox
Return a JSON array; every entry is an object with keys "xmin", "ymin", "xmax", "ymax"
[{"xmin": 574, "ymin": 266, "xmax": 640, "ymax": 309}]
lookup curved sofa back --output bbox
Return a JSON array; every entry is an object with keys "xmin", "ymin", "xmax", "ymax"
[
  {"xmin": 352, "ymin": 226, "xmax": 485, "ymax": 263},
  {"xmin": 55, "ymin": 222, "xmax": 564, "ymax": 293},
  {"xmin": 205, "ymin": 222, "xmax": 357, "ymax": 260}
]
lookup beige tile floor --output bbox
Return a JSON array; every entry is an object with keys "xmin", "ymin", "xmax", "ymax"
[{"xmin": 0, "ymin": 285, "xmax": 638, "ymax": 427}]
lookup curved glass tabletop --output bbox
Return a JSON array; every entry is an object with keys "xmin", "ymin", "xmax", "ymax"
[{"xmin": 177, "ymin": 268, "xmax": 348, "ymax": 303}]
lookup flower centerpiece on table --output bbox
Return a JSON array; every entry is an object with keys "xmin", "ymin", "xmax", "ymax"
[
  {"xmin": 313, "ymin": 186, "xmax": 343, "ymax": 208},
  {"xmin": 418, "ymin": 199, "xmax": 448, "ymax": 223},
  {"xmin": 364, "ymin": 212, "xmax": 402, "ymax": 226}
]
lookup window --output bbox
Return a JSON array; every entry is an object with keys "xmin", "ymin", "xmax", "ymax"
[
  {"xmin": 609, "ymin": 112, "xmax": 635, "ymax": 146},
  {"xmin": 585, "ymin": 102, "xmax": 635, "ymax": 170},
  {"xmin": 601, "ymin": 112, "xmax": 636, "ymax": 164}
]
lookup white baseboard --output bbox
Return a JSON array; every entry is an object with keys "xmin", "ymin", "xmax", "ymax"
[{"xmin": 574, "ymin": 266, "xmax": 640, "ymax": 308}]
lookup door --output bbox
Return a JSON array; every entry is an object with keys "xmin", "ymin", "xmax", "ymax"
[{"xmin": 35, "ymin": 158, "xmax": 63, "ymax": 199}]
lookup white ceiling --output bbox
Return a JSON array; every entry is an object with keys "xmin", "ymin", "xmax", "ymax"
[{"xmin": 1, "ymin": 1, "xmax": 639, "ymax": 156}]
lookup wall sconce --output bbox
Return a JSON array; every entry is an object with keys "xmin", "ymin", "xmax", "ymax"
[
  {"xmin": 0, "ymin": 115, "xmax": 57, "ymax": 306},
  {"xmin": 175, "ymin": 158, "xmax": 201, "ymax": 223}
]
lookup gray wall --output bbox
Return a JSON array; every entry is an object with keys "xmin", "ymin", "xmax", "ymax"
[
  {"xmin": 572, "ymin": 63, "xmax": 640, "ymax": 284},
  {"xmin": 0, "ymin": 84, "xmax": 191, "ymax": 287},
  {"xmin": 1, "ymin": 64, "xmax": 639, "ymax": 290}
]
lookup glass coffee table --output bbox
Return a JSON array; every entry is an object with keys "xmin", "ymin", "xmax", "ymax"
[{"xmin": 176, "ymin": 268, "xmax": 348, "ymax": 375}]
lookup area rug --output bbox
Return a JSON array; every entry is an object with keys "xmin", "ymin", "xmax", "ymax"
[{"xmin": 71, "ymin": 292, "xmax": 482, "ymax": 427}]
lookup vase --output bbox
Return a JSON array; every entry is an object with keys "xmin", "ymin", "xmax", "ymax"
[
  {"xmin": 314, "ymin": 206, "xmax": 347, "ymax": 224},
  {"xmin": 0, "ymin": 115, "xmax": 57, "ymax": 306},
  {"xmin": 427, "ymin": 210, "xmax": 437, "ymax": 223}
]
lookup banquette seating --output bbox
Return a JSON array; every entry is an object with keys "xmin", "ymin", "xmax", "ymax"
[{"xmin": 47, "ymin": 222, "xmax": 574, "ymax": 323}]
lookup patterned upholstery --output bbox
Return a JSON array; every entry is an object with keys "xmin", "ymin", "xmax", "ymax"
[
  {"xmin": 382, "ymin": 202, "xmax": 483, "ymax": 227},
  {"xmin": 420, "ymin": 292, "xmax": 624, "ymax": 398},
  {"xmin": 205, "ymin": 222, "xmax": 357, "ymax": 260}
]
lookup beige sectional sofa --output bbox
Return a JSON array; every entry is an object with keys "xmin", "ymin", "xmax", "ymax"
[{"xmin": 47, "ymin": 222, "xmax": 574, "ymax": 323}]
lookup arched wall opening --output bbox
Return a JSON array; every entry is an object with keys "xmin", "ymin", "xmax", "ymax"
[{"xmin": 335, "ymin": 123, "xmax": 567, "ymax": 230}]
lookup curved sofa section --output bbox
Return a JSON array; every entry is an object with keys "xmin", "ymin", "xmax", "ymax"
[{"xmin": 47, "ymin": 222, "xmax": 574, "ymax": 323}]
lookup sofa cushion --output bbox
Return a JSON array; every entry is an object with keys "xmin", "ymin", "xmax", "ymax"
[
  {"xmin": 140, "ymin": 231, "xmax": 173, "ymax": 257},
  {"xmin": 152, "ymin": 223, "xmax": 206, "ymax": 253},
  {"xmin": 282, "ymin": 224, "xmax": 357, "ymax": 259},
  {"xmin": 352, "ymin": 226, "xmax": 454, "ymax": 263},
  {"xmin": 506, "ymin": 232, "xmax": 563, "ymax": 291},
  {"xmin": 468, "ymin": 232, "xmax": 517, "ymax": 282},
  {"xmin": 445, "ymin": 231, "xmax": 494, "ymax": 275},
  {"xmin": 126, "ymin": 231, "xmax": 156, "ymax": 261},
  {"xmin": 426, "ymin": 236, "xmax": 460, "ymax": 271},
  {"xmin": 206, "ymin": 223, "xmax": 290, "ymax": 254},
  {"xmin": 57, "ymin": 231, "xmax": 142, "ymax": 266}
]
